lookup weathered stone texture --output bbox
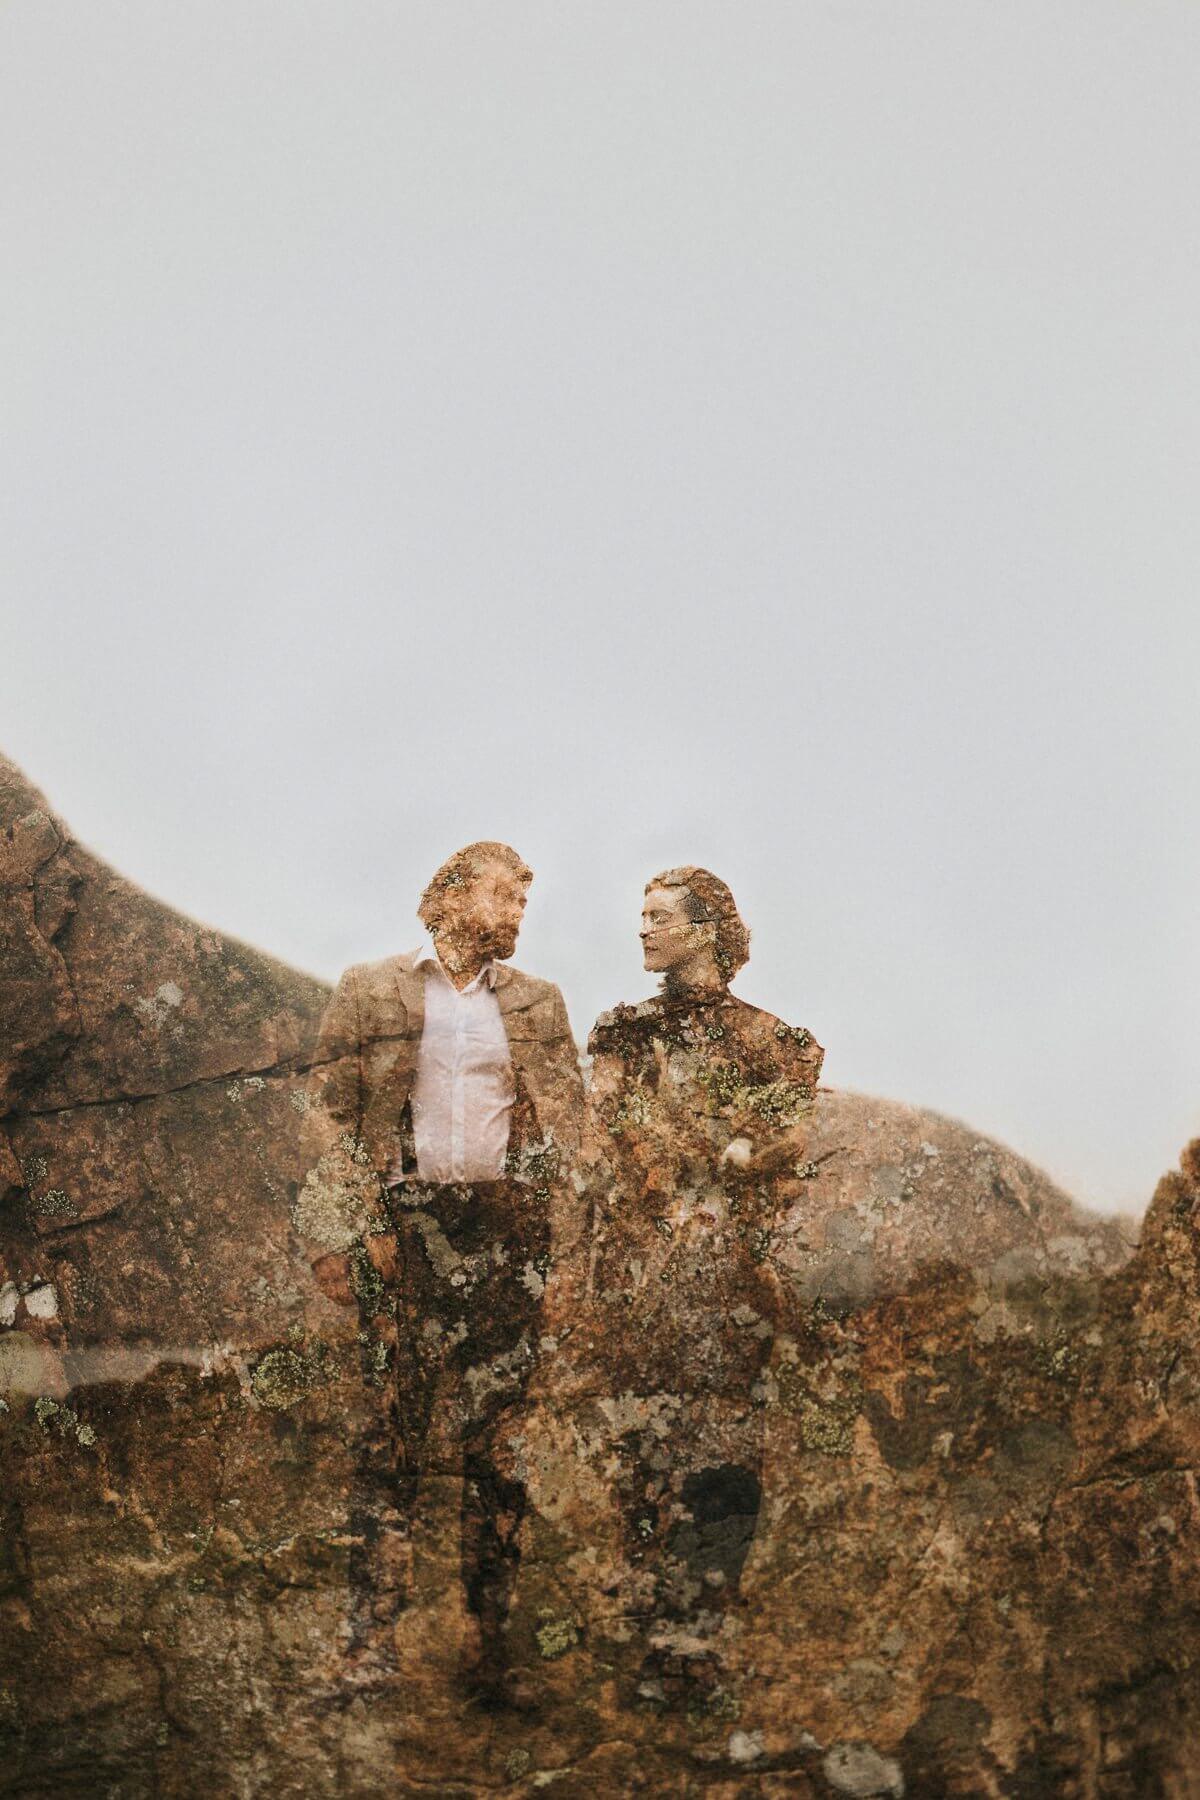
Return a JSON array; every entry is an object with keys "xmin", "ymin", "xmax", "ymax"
[{"xmin": 1, "ymin": 751, "xmax": 1196, "ymax": 1797}]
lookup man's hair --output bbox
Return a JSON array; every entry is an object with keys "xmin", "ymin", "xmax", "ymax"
[
  {"xmin": 645, "ymin": 866, "xmax": 751, "ymax": 983},
  {"xmin": 418, "ymin": 841, "xmax": 533, "ymax": 932}
]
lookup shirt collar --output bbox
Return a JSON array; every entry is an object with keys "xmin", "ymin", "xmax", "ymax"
[{"xmin": 411, "ymin": 932, "xmax": 498, "ymax": 990}]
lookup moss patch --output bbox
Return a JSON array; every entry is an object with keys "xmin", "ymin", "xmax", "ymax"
[
  {"xmin": 535, "ymin": 1612, "xmax": 579, "ymax": 1660},
  {"xmin": 250, "ymin": 1341, "xmax": 331, "ymax": 1411}
]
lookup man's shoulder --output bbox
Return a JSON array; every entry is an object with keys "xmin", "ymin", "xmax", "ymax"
[
  {"xmin": 496, "ymin": 963, "xmax": 562, "ymax": 1006},
  {"xmin": 336, "ymin": 950, "xmax": 417, "ymax": 991}
]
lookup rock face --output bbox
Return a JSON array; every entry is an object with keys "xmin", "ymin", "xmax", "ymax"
[
  {"xmin": 1, "ymin": 749, "xmax": 1195, "ymax": 1797},
  {"xmin": 783, "ymin": 1089, "xmax": 1134, "ymax": 1306}
]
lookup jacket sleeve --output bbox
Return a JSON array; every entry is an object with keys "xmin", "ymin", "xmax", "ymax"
[
  {"xmin": 536, "ymin": 987, "xmax": 590, "ymax": 1326},
  {"xmin": 543, "ymin": 1015, "xmax": 627, "ymax": 1332},
  {"xmin": 729, "ymin": 1023, "xmax": 825, "ymax": 1180},
  {"xmin": 537, "ymin": 985, "xmax": 586, "ymax": 1176},
  {"xmin": 306, "ymin": 965, "xmax": 365, "ymax": 1143},
  {"xmin": 294, "ymin": 967, "xmax": 379, "ymax": 1305}
]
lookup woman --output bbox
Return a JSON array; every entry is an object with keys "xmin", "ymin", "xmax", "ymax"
[{"xmin": 576, "ymin": 866, "xmax": 823, "ymax": 1710}]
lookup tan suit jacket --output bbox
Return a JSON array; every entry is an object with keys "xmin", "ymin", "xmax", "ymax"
[{"xmin": 311, "ymin": 951, "xmax": 584, "ymax": 1184}]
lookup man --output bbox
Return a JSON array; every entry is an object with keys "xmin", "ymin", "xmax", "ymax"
[{"xmin": 307, "ymin": 842, "xmax": 584, "ymax": 1704}]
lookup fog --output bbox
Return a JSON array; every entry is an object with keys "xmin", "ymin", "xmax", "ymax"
[{"xmin": 3, "ymin": 1, "xmax": 1198, "ymax": 1211}]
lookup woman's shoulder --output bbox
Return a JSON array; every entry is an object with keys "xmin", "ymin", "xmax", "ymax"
[{"xmin": 720, "ymin": 995, "xmax": 825, "ymax": 1073}]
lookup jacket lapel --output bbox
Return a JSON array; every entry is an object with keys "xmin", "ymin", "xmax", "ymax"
[
  {"xmin": 493, "ymin": 963, "xmax": 532, "ymax": 1044},
  {"xmin": 391, "ymin": 952, "xmax": 425, "ymax": 1042}
]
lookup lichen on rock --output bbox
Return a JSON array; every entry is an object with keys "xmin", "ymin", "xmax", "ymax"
[{"xmin": 2, "ymin": 749, "xmax": 1196, "ymax": 1797}]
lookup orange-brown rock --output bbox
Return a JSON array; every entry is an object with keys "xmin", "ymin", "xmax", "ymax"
[{"xmin": 1, "ymin": 749, "xmax": 1195, "ymax": 1797}]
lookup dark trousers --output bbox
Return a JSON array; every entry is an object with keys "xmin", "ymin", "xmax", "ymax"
[
  {"xmin": 348, "ymin": 1177, "xmax": 550, "ymax": 1677},
  {"xmin": 612, "ymin": 1409, "xmax": 764, "ymax": 1634}
]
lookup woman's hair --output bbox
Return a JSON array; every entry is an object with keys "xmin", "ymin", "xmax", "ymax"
[
  {"xmin": 418, "ymin": 841, "xmax": 532, "ymax": 932},
  {"xmin": 645, "ymin": 865, "xmax": 751, "ymax": 983}
]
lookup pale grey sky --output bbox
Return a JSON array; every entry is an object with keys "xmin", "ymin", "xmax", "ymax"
[{"xmin": 2, "ymin": 1, "xmax": 1198, "ymax": 1213}]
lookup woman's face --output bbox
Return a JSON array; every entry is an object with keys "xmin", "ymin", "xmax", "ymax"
[{"xmin": 640, "ymin": 884, "xmax": 710, "ymax": 974}]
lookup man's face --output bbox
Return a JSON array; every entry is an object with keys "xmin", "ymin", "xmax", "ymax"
[
  {"xmin": 640, "ymin": 884, "xmax": 708, "ymax": 973},
  {"xmin": 445, "ymin": 861, "xmax": 529, "ymax": 962}
]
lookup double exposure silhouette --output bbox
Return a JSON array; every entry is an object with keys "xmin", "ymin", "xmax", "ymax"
[
  {"xmin": 566, "ymin": 867, "xmax": 823, "ymax": 1711},
  {"xmin": 304, "ymin": 842, "xmax": 584, "ymax": 1705}
]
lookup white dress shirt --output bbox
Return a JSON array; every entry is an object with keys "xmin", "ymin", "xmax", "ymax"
[{"xmin": 388, "ymin": 937, "xmax": 516, "ymax": 1185}]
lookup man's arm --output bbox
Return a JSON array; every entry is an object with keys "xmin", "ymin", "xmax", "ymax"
[
  {"xmin": 541, "ymin": 986, "xmax": 586, "ymax": 1173},
  {"xmin": 535, "ymin": 987, "xmax": 590, "ymax": 1326},
  {"xmin": 298, "ymin": 967, "xmax": 370, "ymax": 1308},
  {"xmin": 308, "ymin": 965, "xmax": 365, "ymax": 1138}
]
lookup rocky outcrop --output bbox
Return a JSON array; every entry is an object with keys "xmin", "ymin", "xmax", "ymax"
[
  {"xmin": 1, "ymin": 750, "xmax": 1193, "ymax": 1797},
  {"xmin": 784, "ymin": 1089, "xmax": 1134, "ymax": 1306}
]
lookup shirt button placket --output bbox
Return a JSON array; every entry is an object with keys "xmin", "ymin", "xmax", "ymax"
[{"xmin": 452, "ymin": 995, "xmax": 465, "ymax": 1181}]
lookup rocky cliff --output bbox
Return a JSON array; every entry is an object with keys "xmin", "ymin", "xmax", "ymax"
[{"xmin": 2, "ymin": 751, "xmax": 1194, "ymax": 1798}]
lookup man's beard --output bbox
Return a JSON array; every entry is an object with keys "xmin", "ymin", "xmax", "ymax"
[{"xmin": 483, "ymin": 924, "xmax": 519, "ymax": 962}]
